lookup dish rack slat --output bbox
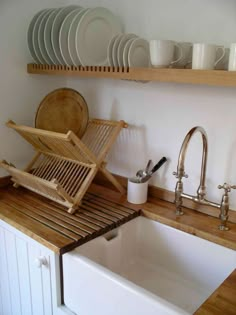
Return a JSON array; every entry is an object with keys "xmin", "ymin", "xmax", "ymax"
[{"xmin": 1, "ymin": 119, "xmax": 127, "ymax": 214}]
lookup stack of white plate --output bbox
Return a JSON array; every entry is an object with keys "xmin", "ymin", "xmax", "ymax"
[
  {"xmin": 27, "ymin": 5, "xmax": 122, "ymax": 66},
  {"xmin": 108, "ymin": 33, "xmax": 150, "ymax": 68}
]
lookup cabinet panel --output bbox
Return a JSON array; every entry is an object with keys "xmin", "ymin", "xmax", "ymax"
[
  {"xmin": 5, "ymin": 230, "xmax": 22, "ymax": 315},
  {"xmin": 0, "ymin": 227, "xmax": 12, "ymax": 315},
  {"xmin": 41, "ymin": 255, "xmax": 53, "ymax": 315},
  {"xmin": 16, "ymin": 237, "xmax": 33, "ymax": 315},
  {"xmin": 0, "ymin": 283, "xmax": 2, "ymax": 315},
  {"xmin": 0, "ymin": 225, "xmax": 53, "ymax": 315}
]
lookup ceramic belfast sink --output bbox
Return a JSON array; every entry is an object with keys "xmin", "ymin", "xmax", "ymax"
[{"xmin": 63, "ymin": 216, "xmax": 236, "ymax": 315}]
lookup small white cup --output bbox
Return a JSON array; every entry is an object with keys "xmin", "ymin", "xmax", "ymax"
[
  {"xmin": 127, "ymin": 179, "xmax": 148, "ymax": 204},
  {"xmin": 228, "ymin": 43, "xmax": 236, "ymax": 71},
  {"xmin": 192, "ymin": 43, "xmax": 225, "ymax": 70},
  {"xmin": 149, "ymin": 39, "xmax": 182, "ymax": 68}
]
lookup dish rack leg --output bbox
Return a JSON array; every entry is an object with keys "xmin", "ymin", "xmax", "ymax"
[
  {"xmin": 67, "ymin": 206, "xmax": 78, "ymax": 214},
  {"xmin": 99, "ymin": 164, "xmax": 125, "ymax": 195},
  {"xmin": 13, "ymin": 153, "xmax": 41, "ymax": 189},
  {"xmin": 1, "ymin": 161, "xmax": 19, "ymax": 188}
]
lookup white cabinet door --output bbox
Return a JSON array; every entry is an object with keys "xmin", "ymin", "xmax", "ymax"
[{"xmin": 0, "ymin": 224, "xmax": 53, "ymax": 315}]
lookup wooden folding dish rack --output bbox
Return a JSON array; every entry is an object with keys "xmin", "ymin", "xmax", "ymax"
[{"xmin": 0, "ymin": 119, "xmax": 127, "ymax": 214}]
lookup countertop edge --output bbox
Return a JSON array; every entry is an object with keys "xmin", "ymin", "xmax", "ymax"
[{"xmin": 0, "ymin": 213, "xmax": 62, "ymax": 254}]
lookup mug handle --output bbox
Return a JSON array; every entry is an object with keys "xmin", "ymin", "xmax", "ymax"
[
  {"xmin": 215, "ymin": 46, "xmax": 225, "ymax": 67},
  {"xmin": 184, "ymin": 45, "xmax": 193, "ymax": 68},
  {"xmin": 170, "ymin": 43, "xmax": 183, "ymax": 65}
]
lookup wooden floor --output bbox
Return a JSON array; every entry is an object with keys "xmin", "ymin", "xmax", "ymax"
[{"xmin": 0, "ymin": 185, "xmax": 140, "ymax": 254}]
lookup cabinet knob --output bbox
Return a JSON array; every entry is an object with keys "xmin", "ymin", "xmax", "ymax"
[{"xmin": 34, "ymin": 256, "xmax": 47, "ymax": 268}]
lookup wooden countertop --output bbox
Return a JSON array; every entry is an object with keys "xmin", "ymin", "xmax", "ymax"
[
  {"xmin": 0, "ymin": 185, "xmax": 140, "ymax": 254},
  {"xmin": 194, "ymin": 269, "xmax": 236, "ymax": 315},
  {"xmin": 0, "ymin": 181, "xmax": 235, "ymax": 314}
]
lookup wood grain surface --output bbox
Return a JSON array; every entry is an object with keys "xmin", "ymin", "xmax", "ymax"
[
  {"xmin": 35, "ymin": 88, "xmax": 89, "ymax": 138},
  {"xmin": 3, "ymin": 119, "xmax": 126, "ymax": 213},
  {"xmin": 93, "ymin": 172, "xmax": 236, "ymax": 224},
  {"xmin": 0, "ymin": 185, "xmax": 140, "ymax": 254},
  {"xmin": 194, "ymin": 270, "xmax": 236, "ymax": 315},
  {"xmin": 0, "ymin": 181, "xmax": 235, "ymax": 315},
  {"xmin": 27, "ymin": 63, "xmax": 236, "ymax": 87}
]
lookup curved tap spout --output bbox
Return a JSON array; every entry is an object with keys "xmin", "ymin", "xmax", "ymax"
[
  {"xmin": 173, "ymin": 126, "xmax": 208, "ymax": 215},
  {"xmin": 177, "ymin": 126, "xmax": 208, "ymax": 199}
]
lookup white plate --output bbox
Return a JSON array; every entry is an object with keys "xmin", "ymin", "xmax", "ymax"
[
  {"xmin": 59, "ymin": 7, "xmax": 83, "ymax": 66},
  {"xmin": 123, "ymin": 37, "xmax": 137, "ymax": 68},
  {"xmin": 44, "ymin": 8, "xmax": 61, "ymax": 65},
  {"xmin": 68, "ymin": 8, "xmax": 89, "ymax": 66},
  {"xmin": 107, "ymin": 34, "xmax": 120, "ymax": 67},
  {"xmin": 75, "ymin": 7, "xmax": 122, "ymax": 66},
  {"xmin": 112, "ymin": 34, "xmax": 123, "ymax": 67},
  {"xmin": 38, "ymin": 8, "xmax": 55, "ymax": 64},
  {"xmin": 51, "ymin": 5, "xmax": 79, "ymax": 65},
  {"xmin": 117, "ymin": 33, "xmax": 137, "ymax": 67},
  {"xmin": 27, "ymin": 9, "xmax": 45, "ymax": 63},
  {"xmin": 128, "ymin": 38, "xmax": 150, "ymax": 68},
  {"xmin": 32, "ymin": 9, "xmax": 49, "ymax": 64}
]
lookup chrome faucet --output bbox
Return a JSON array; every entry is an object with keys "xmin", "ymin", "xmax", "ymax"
[{"xmin": 173, "ymin": 126, "xmax": 235, "ymax": 231}]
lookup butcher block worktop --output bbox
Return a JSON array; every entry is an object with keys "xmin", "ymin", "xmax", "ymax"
[
  {"xmin": 0, "ymin": 184, "xmax": 140, "ymax": 254},
  {"xmin": 0, "ymin": 180, "xmax": 235, "ymax": 314}
]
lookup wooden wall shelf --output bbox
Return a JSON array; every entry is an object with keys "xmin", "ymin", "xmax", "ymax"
[{"xmin": 28, "ymin": 63, "xmax": 236, "ymax": 87}]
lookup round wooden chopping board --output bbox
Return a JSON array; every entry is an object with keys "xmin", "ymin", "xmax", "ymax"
[{"xmin": 35, "ymin": 88, "xmax": 89, "ymax": 137}]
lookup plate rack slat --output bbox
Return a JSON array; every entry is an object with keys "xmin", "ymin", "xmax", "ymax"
[{"xmin": 27, "ymin": 63, "xmax": 236, "ymax": 87}]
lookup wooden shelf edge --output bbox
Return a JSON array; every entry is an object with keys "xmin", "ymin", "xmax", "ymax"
[{"xmin": 27, "ymin": 63, "xmax": 236, "ymax": 87}]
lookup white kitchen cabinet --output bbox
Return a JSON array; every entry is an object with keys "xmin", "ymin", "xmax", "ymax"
[
  {"xmin": 0, "ymin": 221, "xmax": 53, "ymax": 315},
  {"xmin": 0, "ymin": 219, "xmax": 75, "ymax": 315}
]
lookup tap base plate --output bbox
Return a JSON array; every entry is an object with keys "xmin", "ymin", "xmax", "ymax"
[
  {"xmin": 218, "ymin": 225, "xmax": 230, "ymax": 231},
  {"xmin": 176, "ymin": 210, "xmax": 184, "ymax": 216}
]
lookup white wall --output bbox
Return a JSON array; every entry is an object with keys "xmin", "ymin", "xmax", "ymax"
[
  {"xmin": 0, "ymin": 0, "xmax": 66, "ymax": 169},
  {"xmin": 65, "ymin": 0, "xmax": 236, "ymax": 210},
  {"xmin": 2, "ymin": 0, "xmax": 236, "ymax": 211}
]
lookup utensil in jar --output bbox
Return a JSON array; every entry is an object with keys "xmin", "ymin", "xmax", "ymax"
[
  {"xmin": 140, "ymin": 157, "xmax": 167, "ymax": 183},
  {"xmin": 136, "ymin": 159, "xmax": 152, "ymax": 179}
]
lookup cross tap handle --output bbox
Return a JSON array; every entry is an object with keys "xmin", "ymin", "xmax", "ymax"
[
  {"xmin": 173, "ymin": 171, "xmax": 188, "ymax": 179},
  {"xmin": 218, "ymin": 183, "xmax": 236, "ymax": 194}
]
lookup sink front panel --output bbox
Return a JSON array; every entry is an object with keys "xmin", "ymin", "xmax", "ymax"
[{"xmin": 63, "ymin": 216, "xmax": 236, "ymax": 315}]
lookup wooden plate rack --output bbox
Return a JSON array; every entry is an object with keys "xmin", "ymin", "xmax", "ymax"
[
  {"xmin": 0, "ymin": 119, "xmax": 127, "ymax": 214},
  {"xmin": 27, "ymin": 63, "xmax": 236, "ymax": 87}
]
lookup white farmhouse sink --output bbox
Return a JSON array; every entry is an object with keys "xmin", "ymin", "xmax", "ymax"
[{"xmin": 63, "ymin": 216, "xmax": 236, "ymax": 315}]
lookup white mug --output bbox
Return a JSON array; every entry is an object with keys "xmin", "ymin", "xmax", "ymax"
[
  {"xmin": 192, "ymin": 43, "xmax": 225, "ymax": 70},
  {"xmin": 149, "ymin": 39, "xmax": 182, "ymax": 68},
  {"xmin": 228, "ymin": 43, "xmax": 236, "ymax": 71},
  {"xmin": 173, "ymin": 42, "xmax": 192, "ymax": 68}
]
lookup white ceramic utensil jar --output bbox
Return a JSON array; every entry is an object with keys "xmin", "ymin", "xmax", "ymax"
[
  {"xmin": 228, "ymin": 43, "xmax": 236, "ymax": 71},
  {"xmin": 127, "ymin": 179, "xmax": 148, "ymax": 204},
  {"xmin": 149, "ymin": 39, "xmax": 182, "ymax": 68},
  {"xmin": 192, "ymin": 43, "xmax": 225, "ymax": 70}
]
